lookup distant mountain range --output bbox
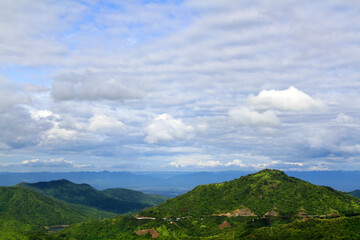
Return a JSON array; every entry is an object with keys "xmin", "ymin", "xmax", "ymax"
[
  {"xmin": 1, "ymin": 170, "xmax": 360, "ymax": 196},
  {"xmin": 18, "ymin": 179, "xmax": 167, "ymax": 214}
]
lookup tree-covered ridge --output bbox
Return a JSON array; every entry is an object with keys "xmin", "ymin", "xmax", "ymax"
[
  {"xmin": 243, "ymin": 215, "xmax": 360, "ymax": 240},
  {"xmin": 0, "ymin": 187, "xmax": 114, "ymax": 226},
  {"xmin": 140, "ymin": 169, "xmax": 360, "ymax": 217},
  {"xmin": 18, "ymin": 179, "xmax": 167, "ymax": 214}
]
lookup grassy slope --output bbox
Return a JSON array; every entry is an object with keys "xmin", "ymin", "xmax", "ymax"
[
  {"xmin": 140, "ymin": 169, "xmax": 360, "ymax": 217},
  {"xmin": 18, "ymin": 179, "xmax": 167, "ymax": 214}
]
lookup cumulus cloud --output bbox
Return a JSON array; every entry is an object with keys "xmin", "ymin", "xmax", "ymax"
[
  {"xmin": 229, "ymin": 87, "xmax": 325, "ymax": 128},
  {"xmin": 144, "ymin": 114, "xmax": 194, "ymax": 143},
  {"xmin": 89, "ymin": 114, "xmax": 125, "ymax": 132},
  {"xmin": 249, "ymin": 86, "xmax": 324, "ymax": 111},
  {"xmin": 229, "ymin": 107, "xmax": 281, "ymax": 127}
]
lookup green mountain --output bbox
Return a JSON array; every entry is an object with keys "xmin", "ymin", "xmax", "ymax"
[
  {"xmin": 0, "ymin": 186, "xmax": 114, "ymax": 226},
  {"xmin": 0, "ymin": 186, "xmax": 117, "ymax": 240},
  {"xmin": 140, "ymin": 169, "xmax": 360, "ymax": 218},
  {"xmin": 18, "ymin": 179, "xmax": 167, "ymax": 214},
  {"xmin": 349, "ymin": 190, "xmax": 360, "ymax": 198}
]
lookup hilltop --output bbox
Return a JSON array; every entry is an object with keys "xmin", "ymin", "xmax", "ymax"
[
  {"xmin": 140, "ymin": 169, "xmax": 360, "ymax": 218},
  {"xmin": 18, "ymin": 179, "xmax": 167, "ymax": 214}
]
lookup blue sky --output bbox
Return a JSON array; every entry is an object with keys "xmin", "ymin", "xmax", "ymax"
[{"xmin": 1, "ymin": 0, "xmax": 360, "ymax": 172}]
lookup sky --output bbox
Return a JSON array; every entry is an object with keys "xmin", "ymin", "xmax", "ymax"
[{"xmin": 0, "ymin": 0, "xmax": 360, "ymax": 172}]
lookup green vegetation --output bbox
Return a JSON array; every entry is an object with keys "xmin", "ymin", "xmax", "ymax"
[
  {"xmin": 18, "ymin": 179, "xmax": 167, "ymax": 214},
  {"xmin": 0, "ymin": 186, "xmax": 115, "ymax": 239},
  {"xmin": 3, "ymin": 169, "xmax": 360, "ymax": 239},
  {"xmin": 0, "ymin": 186, "xmax": 114, "ymax": 226},
  {"xmin": 52, "ymin": 215, "xmax": 150, "ymax": 240},
  {"xmin": 0, "ymin": 218, "xmax": 32, "ymax": 240},
  {"xmin": 243, "ymin": 215, "xmax": 360, "ymax": 239},
  {"xmin": 141, "ymin": 169, "xmax": 360, "ymax": 218},
  {"xmin": 49, "ymin": 214, "xmax": 360, "ymax": 239}
]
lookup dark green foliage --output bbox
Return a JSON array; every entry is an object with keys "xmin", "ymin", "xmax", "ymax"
[
  {"xmin": 18, "ymin": 179, "xmax": 167, "ymax": 214},
  {"xmin": 0, "ymin": 186, "xmax": 116, "ymax": 240},
  {"xmin": 242, "ymin": 215, "xmax": 360, "ymax": 240},
  {"xmin": 50, "ymin": 213, "xmax": 360, "ymax": 240},
  {"xmin": 140, "ymin": 169, "xmax": 360, "ymax": 218},
  {"xmin": 349, "ymin": 190, "xmax": 360, "ymax": 198},
  {"xmin": 52, "ymin": 215, "xmax": 152, "ymax": 240},
  {"xmin": 0, "ymin": 186, "xmax": 113, "ymax": 226}
]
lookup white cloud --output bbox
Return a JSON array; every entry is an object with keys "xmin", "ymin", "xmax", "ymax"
[
  {"xmin": 249, "ymin": 86, "xmax": 324, "ymax": 111},
  {"xmin": 170, "ymin": 160, "xmax": 222, "ymax": 168},
  {"xmin": 229, "ymin": 107, "xmax": 281, "ymax": 127},
  {"xmin": 89, "ymin": 114, "xmax": 125, "ymax": 132},
  {"xmin": 22, "ymin": 158, "xmax": 75, "ymax": 168},
  {"xmin": 334, "ymin": 113, "xmax": 354, "ymax": 124},
  {"xmin": 144, "ymin": 114, "xmax": 194, "ymax": 143},
  {"xmin": 29, "ymin": 109, "xmax": 56, "ymax": 120},
  {"xmin": 338, "ymin": 144, "xmax": 360, "ymax": 154},
  {"xmin": 225, "ymin": 159, "xmax": 247, "ymax": 167},
  {"xmin": 168, "ymin": 154, "xmax": 221, "ymax": 167}
]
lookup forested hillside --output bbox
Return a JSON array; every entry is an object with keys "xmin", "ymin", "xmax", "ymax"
[
  {"xmin": 18, "ymin": 179, "xmax": 167, "ymax": 214},
  {"xmin": 140, "ymin": 169, "xmax": 360, "ymax": 218}
]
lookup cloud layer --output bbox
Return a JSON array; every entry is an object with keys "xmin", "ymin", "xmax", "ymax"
[{"xmin": 1, "ymin": 0, "xmax": 360, "ymax": 171}]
